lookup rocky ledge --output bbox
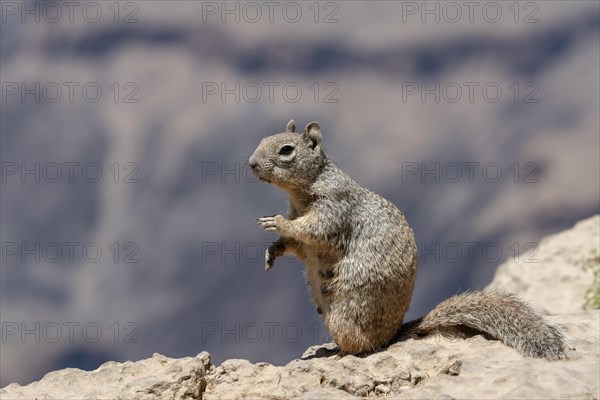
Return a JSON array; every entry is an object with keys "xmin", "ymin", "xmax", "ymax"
[{"xmin": 2, "ymin": 216, "xmax": 599, "ymax": 400}]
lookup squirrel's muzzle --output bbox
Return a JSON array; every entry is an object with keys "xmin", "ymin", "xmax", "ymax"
[
  {"xmin": 248, "ymin": 155, "xmax": 258, "ymax": 169},
  {"xmin": 248, "ymin": 154, "xmax": 271, "ymax": 183}
]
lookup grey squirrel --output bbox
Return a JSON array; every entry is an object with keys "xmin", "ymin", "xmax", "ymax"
[{"xmin": 249, "ymin": 120, "xmax": 565, "ymax": 360}]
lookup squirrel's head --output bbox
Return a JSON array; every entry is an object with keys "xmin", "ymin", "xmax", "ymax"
[{"xmin": 249, "ymin": 120, "xmax": 326, "ymax": 191}]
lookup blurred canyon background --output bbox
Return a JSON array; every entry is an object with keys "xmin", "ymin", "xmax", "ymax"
[{"xmin": 0, "ymin": 0, "xmax": 599, "ymax": 386}]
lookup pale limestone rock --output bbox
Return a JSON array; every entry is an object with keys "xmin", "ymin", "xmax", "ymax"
[
  {"xmin": 0, "ymin": 352, "xmax": 211, "ymax": 400},
  {"xmin": 202, "ymin": 312, "xmax": 599, "ymax": 399},
  {"xmin": 488, "ymin": 215, "xmax": 599, "ymax": 313}
]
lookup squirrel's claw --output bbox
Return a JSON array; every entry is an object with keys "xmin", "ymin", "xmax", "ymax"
[
  {"xmin": 265, "ymin": 240, "xmax": 285, "ymax": 271},
  {"xmin": 257, "ymin": 215, "xmax": 281, "ymax": 232},
  {"xmin": 265, "ymin": 248, "xmax": 275, "ymax": 271}
]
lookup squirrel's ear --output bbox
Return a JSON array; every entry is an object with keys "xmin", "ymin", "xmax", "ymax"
[
  {"xmin": 285, "ymin": 119, "xmax": 296, "ymax": 133},
  {"xmin": 302, "ymin": 121, "xmax": 322, "ymax": 149}
]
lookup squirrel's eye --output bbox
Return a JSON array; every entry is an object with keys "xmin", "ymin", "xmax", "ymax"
[{"xmin": 279, "ymin": 145, "xmax": 295, "ymax": 155}]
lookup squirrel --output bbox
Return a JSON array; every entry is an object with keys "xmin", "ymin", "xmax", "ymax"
[{"xmin": 249, "ymin": 119, "xmax": 566, "ymax": 360}]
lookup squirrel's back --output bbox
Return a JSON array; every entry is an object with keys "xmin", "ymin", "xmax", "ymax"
[{"xmin": 303, "ymin": 160, "xmax": 419, "ymax": 353}]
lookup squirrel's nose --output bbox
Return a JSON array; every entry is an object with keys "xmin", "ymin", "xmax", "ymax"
[{"xmin": 248, "ymin": 155, "xmax": 257, "ymax": 169}]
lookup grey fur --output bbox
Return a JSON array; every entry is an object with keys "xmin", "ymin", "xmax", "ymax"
[{"xmin": 249, "ymin": 121, "xmax": 566, "ymax": 360}]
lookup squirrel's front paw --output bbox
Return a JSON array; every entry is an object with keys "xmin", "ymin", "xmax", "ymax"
[
  {"xmin": 257, "ymin": 215, "xmax": 285, "ymax": 233},
  {"xmin": 265, "ymin": 241, "xmax": 284, "ymax": 271},
  {"xmin": 265, "ymin": 248, "xmax": 276, "ymax": 271}
]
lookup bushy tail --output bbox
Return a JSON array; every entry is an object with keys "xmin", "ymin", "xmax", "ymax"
[{"xmin": 400, "ymin": 290, "xmax": 566, "ymax": 360}]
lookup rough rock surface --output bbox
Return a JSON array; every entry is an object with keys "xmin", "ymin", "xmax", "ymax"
[
  {"xmin": 204, "ymin": 312, "xmax": 599, "ymax": 399},
  {"xmin": 488, "ymin": 214, "xmax": 599, "ymax": 313},
  {"xmin": 2, "ymin": 216, "xmax": 599, "ymax": 400},
  {"xmin": 1, "ymin": 353, "xmax": 211, "ymax": 400}
]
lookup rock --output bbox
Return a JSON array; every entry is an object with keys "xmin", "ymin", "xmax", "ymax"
[
  {"xmin": 2, "ymin": 216, "xmax": 599, "ymax": 399},
  {"xmin": 375, "ymin": 383, "xmax": 391, "ymax": 394},
  {"xmin": 203, "ymin": 311, "xmax": 598, "ymax": 399},
  {"xmin": 0, "ymin": 352, "xmax": 212, "ymax": 400},
  {"xmin": 488, "ymin": 215, "xmax": 599, "ymax": 313}
]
